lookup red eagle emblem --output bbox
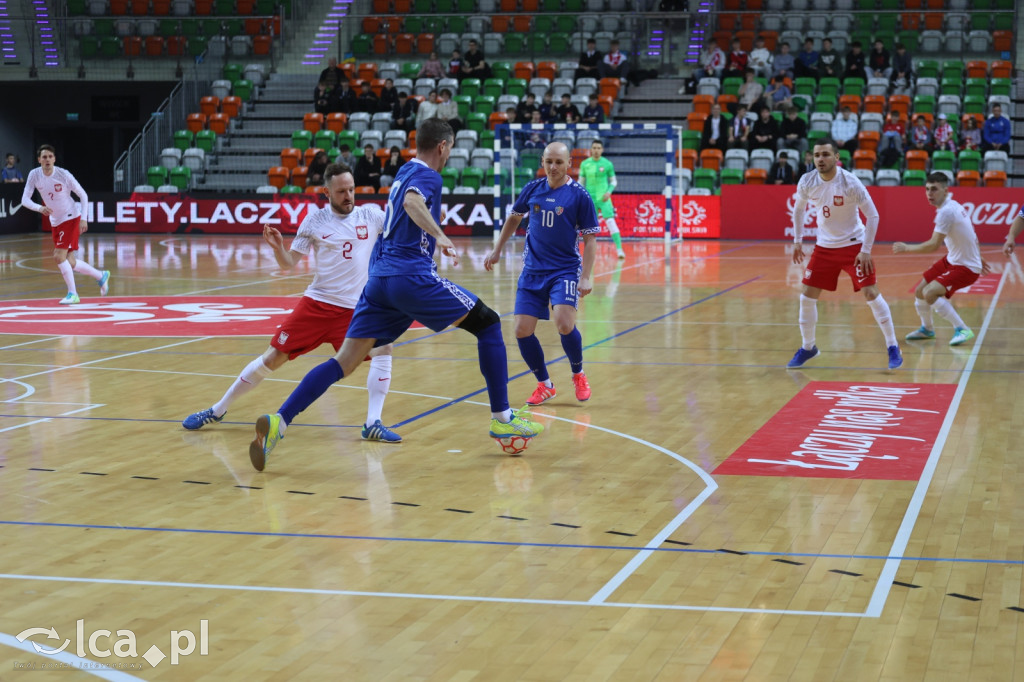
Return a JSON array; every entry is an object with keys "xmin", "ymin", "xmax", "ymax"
[
  {"xmin": 54, "ymin": 183, "xmax": 63, "ymax": 192},
  {"xmin": 356, "ymin": 225, "xmax": 368, "ymax": 239},
  {"xmin": 833, "ymin": 195, "xmax": 844, "ymax": 206}
]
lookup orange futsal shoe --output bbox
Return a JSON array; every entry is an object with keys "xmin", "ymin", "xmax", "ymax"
[
  {"xmin": 526, "ymin": 382, "xmax": 557, "ymax": 406},
  {"xmin": 572, "ymin": 372, "xmax": 591, "ymax": 402}
]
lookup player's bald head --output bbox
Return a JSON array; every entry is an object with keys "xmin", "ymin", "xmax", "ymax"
[{"xmin": 542, "ymin": 142, "xmax": 571, "ymax": 161}]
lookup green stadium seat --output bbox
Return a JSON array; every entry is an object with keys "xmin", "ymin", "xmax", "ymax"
[
  {"xmin": 940, "ymin": 78, "xmax": 961, "ymax": 96},
  {"xmin": 514, "ymin": 168, "xmax": 534, "ymax": 188},
  {"xmin": 694, "ymin": 168, "xmax": 717, "ymax": 190},
  {"xmin": 401, "ymin": 62, "xmax": 422, "ymax": 78},
  {"xmin": 255, "ymin": 0, "xmax": 276, "ymax": 11},
  {"xmin": 913, "ymin": 95, "xmax": 935, "ymax": 114},
  {"xmin": 875, "ymin": 14, "xmax": 898, "ymax": 32},
  {"xmin": 453, "ymin": 94, "xmax": 472, "ymax": 120},
  {"xmin": 337, "ymin": 130, "xmax": 360, "ymax": 150},
  {"xmin": 467, "ymin": 112, "xmax": 487, "ymax": 133},
  {"xmin": 232, "ymin": 79, "xmax": 254, "ymax": 101},
  {"xmin": 492, "ymin": 62, "xmax": 513, "ymax": 81},
  {"xmin": 473, "ymin": 94, "xmax": 496, "ymax": 113},
  {"xmin": 554, "ymin": 15, "xmax": 575, "ymax": 33},
  {"xmin": 223, "ymin": 63, "xmax": 243, "ymax": 82},
  {"xmin": 504, "ymin": 33, "xmax": 527, "ymax": 54},
  {"xmin": 721, "ymin": 77, "xmax": 742, "ymax": 97},
  {"xmin": 483, "ymin": 78, "xmax": 505, "ymax": 98},
  {"xmin": 169, "ymin": 166, "xmax": 192, "ymax": 191},
  {"xmin": 147, "ymin": 166, "xmax": 168, "ymax": 187},
  {"xmin": 291, "ymin": 130, "xmax": 313, "ymax": 150},
  {"xmin": 682, "ymin": 130, "xmax": 701, "ymax": 150},
  {"xmin": 280, "ymin": 185, "xmax": 302, "ymax": 194},
  {"xmin": 223, "ymin": 19, "xmax": 244, "ymax": 36},
  {"xmin": 314, "ymin": 130, "xmax": 337, "ymax": 149},
  {"xmin": 957, "ymin": 150, "xmax": 980, "ymax": 172},
  {"xmin": 549, "ymin": 32, "xmax": 570, "ymax": 53},
  {"xmin": 969, "ymin": 13, "xmax": 991, "ymax": 31},
  {"xmin": 991, "ymin": 79, "xmax": 1011, "ymax": 98},
  {"xmin": 327, "ymin": 147, "xmax": 341, "ymax": 163},
  {"xmin": 814, "ymin": 96, "xmax": 838, "ymax": 113},
  {"xmin": 794, "ymin": 77, "xmax": 816, "ymax": 97},
  {"xmin": 941, "ymin": 61, "xmax": 963, "ymax": 81},
  {"xmin": 807, "ymin": 129, "xmax": 828, "ymax": 145},
  {"xmin": 530, "ymin": 32, "xmax": 549, "ymax": 53},
  {"xmin": 897, "ymin": 30, "xmax": 918, "ymax": 51},
  {"xmin": 460, "ymin": 167, "xmax": 485, "ymax": 190},
  {"xmin": 479, "ymin": 129, "xmax": 495, "ymax": 149},
  {"xmin": 173, "ymin": 129, "xmax": 194, "ymax": 151},
  {"xmin": 818, "ymin": 77, "xmax": 840, "ymax": 100},
  {"xmin": 68, "ymin": 0, "xmax": 87, "ymax": 13},
  {"xmin": 520, "ymin": 149, "xmax": 542, "ymax": 172},
  {"xmin": 506, "ymin": 78, "xmax": 527, "ymax": 98},
  {"xmin": 542, "ymin": 0, "xmax": 561, "ymax": 8},
  {"xmin": 460, "ymin": 78, "xmax": 481, "ymax": 99},
  {"xmin": 720, "ymin": 168, "xmax": 743, "ymax": 185},
  {"xmin": 159, "ymin": 19, "xmax": 179, "ymax": 37},
  {"xmin": 187, "ymin": 35, "xmax": 208, "ymax": 57},
  {"xmin": 195, "ymin": 130, "xmax": 217, "ymax": 152},
  {"xmin": 436, "ymin": 0, "xmax": 455, "ymax": 9},
  {"xmin": 563, "ymin": 0, "xmax": 582, "ymax": 9},
  {"xmin": 447, "ymin": 16, "xmax": 466, "ymax": 33},
  {"xmin": 351, "ymin": 34, "xmax": 372, "ymax": 56},
  {"xmin": 903, "ymin": 169, "xmax": 927, "ymax": 186},
  {"xmin": 965, "ymin": 78, "xmax": 987, "ymax": 98},
  {"xmin": 100, "ymin": 36, "xmax": 121, "ymax": 57},
  {"xmin": 94, "ymin": 18, "xmax": 114, "ymax": 37},
  {"xmin": 838, "ymin": 149, "xmax": 851, "ymax": 168},
  {"xmin": 931, "ymin": 150, "xmax": 955, "ymax": 172},
  {"xmin": 413, "ymin": 0, "xmax": 432, "ymax": 12},
  {"xmin": 457, "ymin": 0, "xmax": 476, "ymax": 10},
  {"xmin": 535, "ymin": 16, "xmax": 555, "ymax": 32},
  {"xmin": 842, "ymin": 78, "xmax": 865, "ymax": 96},
  {"xmin": 963, "ymin": 96, "xmax": 985, "ymax": 114}
]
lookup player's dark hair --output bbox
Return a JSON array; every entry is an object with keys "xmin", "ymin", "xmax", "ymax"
[
  {"xmin": 926, "ymin": 172, "xmax": 950, "ymax": 185},
  {"xmin": 37, "ymin": 144, "xmax": 55, "ymax": 156},
  {"xmin": 417, "ymin": 118, "xmax": 454, "ymax": 150},
  {"xmin": 324, "ymin": 163, "xmax": 352, "ymax": 183},
  {"xmin": 813, "ymin": 137, "xmax": 838, "ymax": 153}
]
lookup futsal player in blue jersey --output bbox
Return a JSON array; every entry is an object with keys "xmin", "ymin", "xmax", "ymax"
[
  {"xmin": 249, "ymin": 118, "xmax": 543, "ymax": 471},
  {"xmin": 484, "ymin": 141, "xmax": 599, "ymax": 405}
]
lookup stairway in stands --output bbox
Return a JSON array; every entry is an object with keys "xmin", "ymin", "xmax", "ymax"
[{"xmin": 1, "ymin": 0, "xmax": 63, "ymax": 71}]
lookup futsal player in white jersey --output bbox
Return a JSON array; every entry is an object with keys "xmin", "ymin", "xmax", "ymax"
[
  {"xmin": 182, "ymin": 163, "xmax": 401, "ymax": 443},
  {"xmin": 1002, "ymin": 205, "xmax": 1024, "ymax": 256},
  {"xmin": 893, "ymin": 172, "xmax": 986, "ymax": 346},
  {"xmin": 21, "ymin": 144, "xmax": 110, "ymax": 305},
  {"xmin": 789, "ymin": 138, "xmax": 902, "ymax": 370}
]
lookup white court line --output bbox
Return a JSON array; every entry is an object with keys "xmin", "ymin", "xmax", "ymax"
[
  {"xmin": 0, "ymin": 573, "xmax": 864, "ymax": 618},
  {"xmin": 1, "ymin": 338, "xmax": 210, "ymax": 383},
  {"xmin": 0, "ymin": 336, "xmax": 63, "ymax": 350},
  {"xmin": 0, "ymin": 404, "xmax": 105, "ymax": 434},
  {"xmin": 864, "ymin": 270, "xmax": 1008, "ymax": 618},
  {"xmin": 0, "ymin": 632, "xmax": 146, "ymax": 681}
]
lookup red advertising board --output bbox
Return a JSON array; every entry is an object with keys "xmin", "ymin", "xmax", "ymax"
[{"xmin": 721, "ymin": 185, "xmax": 1022, "ymax": 243}]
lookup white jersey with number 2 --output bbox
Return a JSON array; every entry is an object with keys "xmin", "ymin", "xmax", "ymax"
[
  {"xmin": 21, "ymin": 166, "xmax": 89, "ymax": 228},
  {"xmin": 795, "ymin": 167, "xmax": 877, "ymax": 249}
]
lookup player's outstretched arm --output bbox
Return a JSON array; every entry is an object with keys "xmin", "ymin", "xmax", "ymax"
[
  {"xmin": 892, "ymin": 231, "xmax": 943, "ymax": 254},
  {"xmin": 484, "ymin": 213, "xmax": 524, "ymax": 271},
  {"xmin": 403, "ymin": 190, "xmax": 459, "ymax": 265},
  {"xmin": 263, "ymin": 223, "xmax": 299, "ymax": 269},
  {"xmin": 1004, "ymin": 215, "xmax": 1024, "ymax": 256},
  {"xmin": 20, "ymin": 174, "xmax": 49, "ymax": 215}
]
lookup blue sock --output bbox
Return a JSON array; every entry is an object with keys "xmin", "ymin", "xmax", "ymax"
[
  {"xmin": 279, "ymin": 358, "xmax": 345, "ymax": 425},
  {"xmin": 475, "ymin": 322, "xmax": 510, "ymax": 413},
  {"xmin": 516, "ymin": 334, "xmax": 549, "ymax": 383},
  {"xmin": 560, "ymin": 327, "xmax": 584, "ymax": 374}
]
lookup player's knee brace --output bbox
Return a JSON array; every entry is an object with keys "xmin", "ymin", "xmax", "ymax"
[{"xmin": 458, "ymin": 299, "xmax": 501, "ymax": 337}]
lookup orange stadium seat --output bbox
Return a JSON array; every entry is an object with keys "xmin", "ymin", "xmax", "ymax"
[
  {"xmin": 373, "ymin": 0, "xmax": 389, "ymax": 11},
  {"xmin": 355, "ymin": 185, "xmax": 376, "ymax": 193},
  {"xmin": 901, "ymin": 14, "xmax": 921, "ymax": 30},
  {"xmin": 199, "ymin": 96, "xmax": 220, "ymax": 116},
  {"xmin": 131, "ymin": 0, "xmax": 149, "ymax": 11},
  {"xmin": 267, "ymin": 166, "xmax": 289, "ymax": 189},
  {"xmin": 905, "ymin": 150, "xmax": 928, "ymax": 171},
  {"xmin": 326, "ymin": 112, "xmax": 348, "ymax": 133},
  {"xmin": 280, "ymin": 148, "xmax": 302, "ymax": 169},
  {"xmin": 291, "ymin": 166, "xmax": 309, "ymax": 189},
  {"xmin": 207, "ymin": 113, "xmax": 230, "ymax": 135},
  {"xmin": 735, "ymin": 30, "xmax": 755, "ymax": 52},
  {"xmin": 500, "ymin": 0, "xmax": 516, "ymax": 10},
  {"xmin": 124, "ymin": 36, "xmax": 142, "ymax": 56},
  {"xmin": 305, "ymin": 185, "xmax": 323, "ymax": 195},
  {"xmin": 166, "ymin": 35, "xmax": 185, "ymax": 55},
  {"xmin": 984, "ymin": 171, "xmax": 1007, "ymax": 187},
  {"xmin": 370, "ymin": 78, "xmax": 386, "ymax": 97},
  {"xmin": 362, "ymin": 17, "xmax": 380, "ymax": 33},
  {"xmin": 717, "ymin": 94, "xmax": 737, "ymax": 110},
  {"xmin": 303, "ymin": 113, "xmax": 324, "ymax": 132},
  {"xmin": 488, "ymin": 112, "xmax": 509, "ymax": 130},
  {"xmin": 965, "ymin": 61, "xmax": 987, "ymax": 78},
  {"xmin": 597, "ymin": 95, "xmax": 613, "ymax": 116},
  {"xmin": 722, "ymin": 0, "xmax": 740, "ymax": 8},
  {"xmin": 744, "ymin": 168, "xmax": 767, "ymax": 184},
  {"xmin": 144, "ymin": 36, "xmax": 164, "ymax": 56},
  {"xmin": 186, "ymin": 113, "xmax": 207, "ymax": 133},
  {"xmin": 839, "ymin": 94, "xmax": 862, "ymax": 113},
  {"xmin": 961, "ymin": 113, "xmax": 983, "ymax": 130},
  {"xmin": 956, "ymin": 170, "xmax": 979, "ymax": 187},
  {"xmin": 513, "ymin": 61, "xmax": 535, "ymax": 79},
  {"xmin": 758, "ymin": 31, "xmax": 778, "ymax": 51},
  {"xmin": 712, "ymin": 31, "xmax": 731, "ymax": 49},
  {"xmin": 993, "ymin": 32, "xmax": 1012, "ymax": 52},
  {"xmin": 923, "ymin": 13, "xmax": 942, "ymax": 30},
  {"xmin": 693, "ymin": 94, "xmax": 714, "ymax": 116},
  {"xmin": 237, "ymin": 0, "xmax": 255, "ymax": 13},
  {"xmin": 416, "ymin": 34, "xmax": 434, "ymax": 54},
  {"xmin": 109, "ymin": 0, "xmax": 129, "ymax": 13},
  {"xmin": 677, "ymin": 148, "xmax": 697, "ymax": 171},
  {"xmin": 853, "ymin": 149, "xmax": 876, "ymax": 170},
  {"xmin": 863, "ymin": 95, "xmax": 886, "ymax": 114},
  {"xmin": 395, "ymin": 33, "xmax": 415, "ymax": 54},
  {"xmin": 857, "ymin": 130, "xmax": 880, "ymax": 153},
  {"xmin": 152, "ymin": 0, "xmax": 170, "ymax": 13},
  {"xmin": 888, "ymin": 95, "xmax": 910, "ymax": 119},
  {"xmin": 745, "ymin": 0, "xmax": 762, "ymax": 7},
  {"xmin": 522, "ymin": 0, "xmax": 539, "ymax": 10},
  {"xmin": 304, "ymin": 147, "xmax": 325, "ymax": 165},
  {"xmin": 990, "ymin": 61, "xmax": 1012, "ymax": 79},
  {"xmin": 570, "ymin": 148, "xmax": 589, "ymax": 166},
  {"xmin": 687, "ymin": 111, "xmax": 707, "ymax": 132},
  {"xmin": 358, "ymin": 62, "xmax": 378, "ymax": 81},
  {"xmin": 491, "ymin": 16, "xmax": 510, "ymax": 32},
  {"xmin": 373, "ymin": 35, "xmax": 390, "ymax": 54},
  {"xmin": 700, "ymin": 149, "xmax": 723, "ymax": 171},
  {"xmin": 512, "ymin": 15, "xmax": 532, "ymax": 32},
  {"xmin": 253, "ymin": 35, "xmax": 272, "ymax": 56},
  {"xmin": 718, "ymin": 13, "xmax": 738, "ymax": 31},
  {"xmin": 599, "ymin": 78, "xmax": 621, "ymax": 99},
  {"xmin": 400, "ymin": 148, "xmax": 416, "ymax": 162},
  {"xmin": 220, "ymin": 96, "xmax": 241, "ymax": 117},
  {"xmin": 394, "ymin": 0, "xmax": 411, "ymax": 12},
  {"xmin": 194, "ymin": 0, "xmax": 212, "ymax": 13},
  {"xmin": 536, "ymin": 61, "xmax": 557, "ymax": 81}
]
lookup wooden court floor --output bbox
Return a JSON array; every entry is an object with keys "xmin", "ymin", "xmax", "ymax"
[{"xmin": 1, "ymin": 232, "xmax": 1024, "ymax": 681}]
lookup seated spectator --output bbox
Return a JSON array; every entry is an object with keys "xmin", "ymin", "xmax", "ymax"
[
  {"xmin": 830, "ymin": 105, "xmax": 859, "ymax": 153},
  {"xmin": 328, "ymin": 79, "xmax": 355, "ymax": 114},
  {"xmin": 722, "ymin": 38, "xmax": 748, "ymax": 81},
  {"xmin": 306, "ymin": 150, "xmax": 329, "ymax": 186},
  {"xmin": 817, "ymin": 38, "xmax": 841, "ymax": 79},
  {"xmin": 524, "ymin": 113, "xmax": 549, "ymax": 148},
  {"xmin": 436, "ymin": 88, "xmax": 462, "ymax": 132},
  {"xmin": 448, "ymin": 49, "xmax": 463, "ymax": 80},
  {"xmin": 867, "ymin": 40, "xmax": 891, "ymax": 80},
  {"xmin": 777, "ymin": 106, "xmax": 807, "ymax": 154},
  {"xmin": 516, "ymin": 92, "xmax": 539, "ymax": 123},
  {"xmin": 556, "ymin": 93, "xmax": 581, "ymax": 123},
  {"xmin": 749, "ymin": 107, "xmax": 780, "ymax": 150},
  {"xmin": 417, "ymin": 51, "xmax": 446, "ymax": 79},
  {"xmin": 728, "ymin": 104, "xmax": 751, "ymax": 149},
  {"xmin": 844, "ymin": 42, "xmax": 867, "ymax": 81},
  {"xmin": 2, "ymin": 153, "xmax": 23, "ymax": 183},
  {"xmin": 380, "ymin": 146, "xmax": 404, "ymax": 188},
  {"xmin": 418, "ymin": 89, "xmax": 439, "ymax": 122},
  {"xmin": 355, "ymin": 81, "xmax": 379, "ymax": 113},
  {"xmin": 879, "ymin": 110, "xmax": 905, "ymax": 166},
  {"xmin": 772, "ymin": 42, "xmax": 795, "ymax": 80},
  {"xmin": 538, "ymin": 91, "xmax": 557, "ymax": 123},
  {"xmin": 796, "ymin": 150, "xmax": 815, "ymax": 182},
  {"xmin": 794, "ymin": 38, "xmax": 819, "ymax": 79},
  {"xmin": 602, "ymin": 40, "xmax": 630, "ymax": 82},
  {"xmin": 960, "ymin": 116, "xmax": 981, "ymax": 151},
  {"xmin": 700, "ymin": 103, "xmax": 728, "ymax": 153},
  {"xmin": 765, "ymin": 75, "xmax": 792, "ymax": 111},
  {"xmin": 682, "ymin": 38, "xmax": 727, "ymax": 94},
  {"xmin": 737, "ymin": 69, "xmax": 765, "ymax": 114},
  {"xmin": 462, "ymin": 39, "xmax": 493, "ymax": 80},
  {"xmin": 575, "ymin": 38, "xmax": 602, "ymax": 80},
  {"xmin": 932, "ymin": 113, "xmax": 957, "ymax": 152},
  {"xmin": 354, "ymin": 144, "xmax": 382, "ymax": 190},
  {"xmin": 504, "ymin": 106, "xmax": 519, "ymax": 126},
  {"xmin": 769, "ymin": 151, "xmax": 795, "ymax": 184},
  {"xmin": 318, "ymin": 57, "xmax": 345, "ymax": 93},
  {"xmin": 391, "ymin": 91, "xmax": 417, "ymax": 132},
  {"xmin": 908, "ymin": 115, "xmax": 932, "ymax": 151},
  {"xmin": 982, "ymin": 103, "xmax": 1011, "ymax": 152},
  {"xmin": 748, "ymin": 37, "xmax": 773, "ymax": 79},
  {"xmin": 314, "ymin": 79, "xmax": 331, "ymax": 115},
  {"xmin": 337, "ymin": 144, "xmax": 355, "ymax": 167},
  {"xmin": 582, "ymin": 94, "xmax": 605, "ymax": 124},
  {"xmin": 890, "ymin": 43, "xmax": 913, "ymax": 92},
  {"xmin": 379, "ymin": 78, "xmax": 399, "ymax": 113}
]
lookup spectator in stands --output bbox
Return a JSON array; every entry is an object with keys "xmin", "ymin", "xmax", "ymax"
[
  {"xmin": 769, "ymin": 151, "xmax": 795, "ymax": 185},
  {"xmin": 328, "ymin": 79, "xmax": 355, "ymax": 114},
  {"xmin": 909, "ymin": 115, "xmax": 932, "ymax": 152},
  {"xmin": 960, "ymin": 116, "xmax": 981, "ymax": 151},
  {"xmin": 880, "ymin": 109, "xmax": 906, "ymax": 158},
  {"xmin": 817, "ymin": 38, "xmax": 840, "ymax": 79},
  {"xmin": 379, "ymin": 78, "xmax": 399, "ymax": 113},
  {"xmin": 505, "ymin": 106, "xmax": 520, "ymax": 127},
  {"xmin": 728, "ymin": 104, "xmax": 751, "ymax": 149},
  {"xmin": 748, "ymin": 37, "xmax": 773, "ymax": 79},
  {"xmin": 538, "ymin": 91, "xmax": 557, "ymax": 123},
  {"xmin": 314, "ymin": 79, "xmax": 331, "ymax": 115},
  {"xmin": 582, "ymin": 94, "xmax": 605, "ymax": 124},
  {"xmin": 418, "ymin": 90, "xmax": 439, "ymax": 123},
  {"xmin": 516, "ymin": 92, "xmax": 539, "ymax": 123},
  {"xmin": 683, "ymin": 38, "xmax": 726, "ymax": 94},
  {"xmin": 417, "ymin": 51, "xmax": 446, "ymax": 79},
  {"xmin": 337, "ymin": 144, "xmax": 355, "ymax": 167},
  {"xmin": 355, "ymin": 81, "xmax": 379, "ymax": 113},
  {"xmin": 723, "ymin": 38, "xmax": 748, "ymax": 81},
  {"xmin": 890, "ymin": 43, "xmax": 913, "ymax": 93},
  {"xmin": 749, "ymin": 107, "xmax": 780, "ymax": 151},
  {"xmin": 524, "ymin": 113, "xmax": 548, "ymax": 148},
  {"xmin": 765, "ymin": 75, "xmax": 792, "ymax": 111},
  {"xmin": 843, "ymin": 41, "xmax": 867, "ymax": 82},
  {"xmin": 932, "ymin": 113, "xmax": 957, "ymax": 152},
  {"xmin": 794, "ymin": 38, "xmax": 819, "ymax": 79},
  {"xmin": 556, "ymin": 93, "xmax": 581, "ymax": 123},
  {"xmin": 777, "ymin": 106, "xmax": 808, "ymax": 154},
  {"xmin": 391, "ymin": 91, "xmax": 417, "ymax": 132},
  {"xmin": 602, "ymin": 40, "xmax": 629, "ymax": 82},
  {"xmin": 867, "ymin": 40, "xmax": 891, "ymax": 81},
  {"xmin": 796, "ymin": 150, "xmax": 815, "ymax": 182},
  {"xmin": 830, "ymin": 105, "xmax": 859, "ymax": 153},
  {"xmin": 436, "ymin": 88, "xmax": 462, "ymax": 132},
  {"xmin": 700, "ymin": 103, "xmax": 728, "ymax": 153},
  {"xmin": 306, "ymin": 150, "xmax": 329, "ymax": 187},
  {"xmin": 381, "ymin": 146, "xmax": 404, "ymax": 188},
  {"xmin": 2, "ymin": 153, "xmax": 23, "ymax": 183},
  {"xmin": 354, "ymin": 144, "xmax": 382, "ymax": 190},
  {"xmin": 737, "ymin": 69, "xmax": 765, "ymax": 115},
  {"xmin": 448, "ymin": 49, "xmax": 463, "ymax": 80},
  {"xmin": 575, "ymin": 38, "xmax": 603, "ymax": 81},
  {"xmin": 772, "ymin": 42, "xmax": 795, "ymax": 80},
  {"xmin": 318, "ymin": 57, "xmax": 345, "ymax": 93},
  {"xmin": 983, "ymin": 103, "xmax": 1011, "ymax": 152},
  {"xmin": 462, "ymin": 40, "xmax": 493, "ymax": 80}
]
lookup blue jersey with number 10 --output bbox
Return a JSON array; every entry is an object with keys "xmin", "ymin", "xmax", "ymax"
[
  {"xmin": 511, "ymin": 177, "xmax": 600, "ymax": 274},
  {"xmin": 370, "ymin": 158, "xmax": 443, "ymax": 277}
]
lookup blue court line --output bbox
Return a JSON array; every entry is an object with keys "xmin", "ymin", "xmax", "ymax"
[
  {"xmin": 0, "ymin": 413, "xmax": 360, "ymax": 429},
  {"xmin": 1, "ymin": 519, "xmax": 1020, "ymax": 568},
  {"xmin": 392, "ymin": 311, "xmax": 515, "ymax": 348},
  {"xmin": 393, "ymin": 276, "xmax": 762, "ymax": 428}
]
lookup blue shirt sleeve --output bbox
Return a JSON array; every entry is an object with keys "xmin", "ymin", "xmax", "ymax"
[
  {"xmin": 511, "ymin": 180, "xmax": 535, "ymax": 216},
  {"xmin": 576, "ymin": 186, "xmax": 600, "ymax": 235}
]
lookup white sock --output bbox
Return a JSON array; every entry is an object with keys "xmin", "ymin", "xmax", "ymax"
[
  {"xmin": 73, "ymin": 259, "xmax": 103, "ymax": 280},
  {"xmin": 493, "ymin": 408, "xmax": 513, "ymax": 421},
  {"xmin": 798, "ymin": 294, "xmax": 817, "ymax": 349},
  {"xmin": 915, "ymin": 297, "xmax": 934, "ymax": 330},
  {"xmin": 932, "ymin": 297, "xmax": 967, "ymax": 330},
  {"xmin": 867, "ymin": 295, "xmax": 898, "ymax": 347},
  {"xmin": 365, "ymin": 354, "xmax": 392, "ymax": 426},
  {"xmin": 212, "ymin": 357, "xmax": 274, "ymax": 416},
  {"xmin": 277, "ymin": 412, "xmax": 287, "ymax": 436},
  {"xmin": 606, "ymin": 218, "xmax": 620, "ymax": 235},
  {"xmin": 542, "ymin": 379, "xmax": 553, "ymax": 388},
  {"xmin": 58, "ymin": 260, "xmax": 77, "ymax": 294}
]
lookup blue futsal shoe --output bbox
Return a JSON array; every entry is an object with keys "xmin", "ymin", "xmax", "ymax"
[
  {"xmin": 97, "ymin": 270, "xmax": 111, "ymax": 296},
  {"xmin": 361, "ymin": 419, "xmax": 402, "ymax": 443},
  {"xmin": 887, "ymin": 345, "xmax": 903, "ymax": 370},
  {"xmin": 182, "ymin": 407, "xmax": 224, "ymax": 430},
  {"xmin": 787, "ymin": 346, "xmax": 819, "ymax": 368}
]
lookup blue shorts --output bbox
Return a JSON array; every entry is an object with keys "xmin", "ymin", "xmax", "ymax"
[
  {"xmin": 347, "ymin": 273, "xmax": 479, "ymax": 344},
  {"xmin": 514, "ymin": 270, "xmax": 580, "ymax": 320}
]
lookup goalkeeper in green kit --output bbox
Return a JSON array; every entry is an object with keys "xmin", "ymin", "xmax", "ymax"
[{"xmin": 579, "ymin": 139, "xmax": 626, "ymax": 259}]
